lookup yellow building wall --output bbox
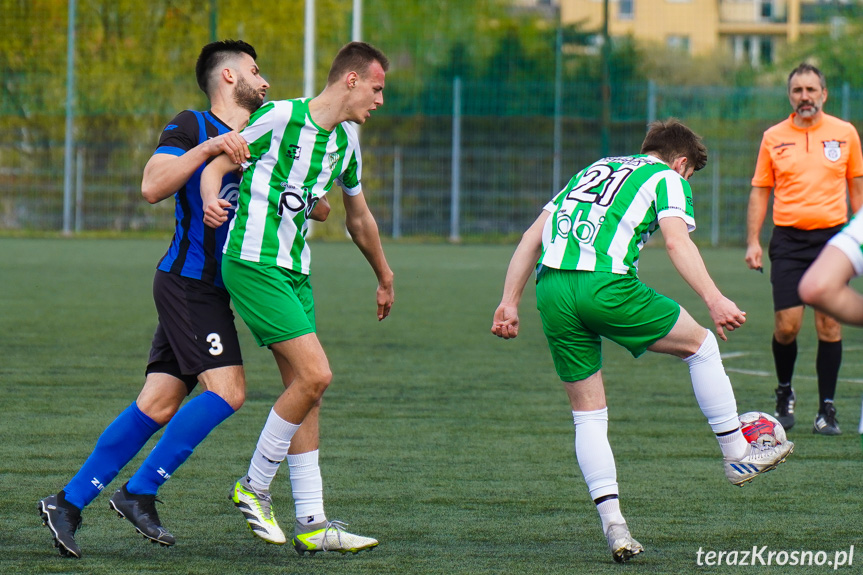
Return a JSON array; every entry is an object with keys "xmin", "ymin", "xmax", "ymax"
[
  {"xmin": 562, "ymin": 0, "xmax": 721, "ymax": 55},
  {"xmin": 561, "ymin": 0, "xmax": 817, "ymax": 56}
]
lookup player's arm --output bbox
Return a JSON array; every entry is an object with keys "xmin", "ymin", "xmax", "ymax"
[
  {"xmin": 309, "ymin": 196, "xmax": 330, "ymax": 222},
  {"xmin": 201, "ymin": 153, "xmax": 239, "ymax": 228},
  {"xmin": 491, "ymin": 211, "xmax": 549, "ymax": 340},
  {"xmin": 849, "ymin": 176, "xmax": 863, "ymax": 214},
  {"xmin": 141, "ymin": 131, "xmax": 250, "ymax": 204},
  {"xmin": 744, "ymin": 186, "xmax": 771, "ymax": 270},
  {"xmin": 343, "ymin": 191, "xmax": 394, "ymax": 321},
  {"xmin": 660, "ymin": 216, "xmax": 746, "ymax": 341}
]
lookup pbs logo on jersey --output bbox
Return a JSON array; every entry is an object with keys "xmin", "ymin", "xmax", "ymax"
[{"xmin": 739, "ymin": 411, "xmax": 787, "ymax": 447}]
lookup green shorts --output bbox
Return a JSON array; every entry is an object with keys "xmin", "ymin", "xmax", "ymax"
[
  {"xmin": 535, "ymin": 267, "xmax": 680, "ymax": 382},
  {"xmin": 221, "ymin": 256, "xmax": 316, "ymax": 347}
]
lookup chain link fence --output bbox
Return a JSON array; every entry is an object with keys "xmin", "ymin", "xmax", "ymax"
[{"xmin": 9, "ymin": 80, "xmax": 860, "ymax": 245}]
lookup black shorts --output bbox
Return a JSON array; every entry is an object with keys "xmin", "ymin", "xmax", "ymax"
[
  {"xmin": 768, "ymin": 225, "xmax": 844, "ymax": 312},
  {"xmin": 146, "ymin": 270, "xmax": 243, "ymax": 393}
]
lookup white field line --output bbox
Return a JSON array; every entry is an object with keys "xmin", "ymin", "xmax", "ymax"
[{"xmin": 721, "ymin": 350, "xmax": 863, "ymax": 384}]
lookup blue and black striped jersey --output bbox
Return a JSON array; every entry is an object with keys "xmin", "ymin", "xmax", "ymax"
[{"xmin": 155, "ymin": 110, "xmax": 240, "ymax": 287}]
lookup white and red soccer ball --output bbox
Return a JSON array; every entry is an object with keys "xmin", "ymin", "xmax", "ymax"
[{"xmin": 739, "ymin": 411, "xmax": 788, "ymax": 447}]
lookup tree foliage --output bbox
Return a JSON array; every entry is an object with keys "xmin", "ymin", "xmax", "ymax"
[{"xmin": 779, "ymin": 5, "xmax": 863, "ymax": 89}]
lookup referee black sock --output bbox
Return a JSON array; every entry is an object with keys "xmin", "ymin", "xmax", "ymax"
[
  {"xmin": 772, "ymin": 336, "xmax": 797, "ymax": 386},
  {"xmin": 817, "ymin": 339, "xmax": 842, "ymax": 412}
]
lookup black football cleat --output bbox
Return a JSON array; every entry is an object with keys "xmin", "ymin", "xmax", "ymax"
[
  {"xmin": 38, "ymin": 492, "xmax": 83, "ymax": 558},
  {"xmin": 108, "ymin": 483, "xmax": 175, "ymax": 546},
  {"xmin": 774, "ymin": 385, "xmax": 796, "ymax": 430},
  {"xmin": 813, "ymin": 402, "xmax": 842, "ymax": 436}
]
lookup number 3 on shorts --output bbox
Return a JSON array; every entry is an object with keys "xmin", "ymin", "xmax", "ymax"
[{"xmin": 207, "ymin": 332, "xmax": 224, "ymax": 356}]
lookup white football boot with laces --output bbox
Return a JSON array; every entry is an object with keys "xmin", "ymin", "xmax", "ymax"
[
  {"xmin": 293, "ymin": 519, "xmax": 378, "ymax": 555},
  {"xmin": 724, "ymin": 440, "xmax": 794, "ymax": 486},
  {"xmin": 231, "ymin": 476, "xmax": 286, "ymax": 544}
]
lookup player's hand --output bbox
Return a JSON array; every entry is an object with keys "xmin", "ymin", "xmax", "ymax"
[
  {"xmin": 707, "ymin": 295, "xmax": 747, "ymax": 341},
  {"xmin": 491, "ymin": 303, "xmax": 520, "ymax": 339},
  {"xmin": 203, "ymin": 199, "xmax": 232, "ymax": 228},
  {"xmin": 376, "ymin": 279, "xmax": 394, "ymax": 321},
  {"xmin": 309, "ymin": 196, "xmax": 331, "ymax": 222},
  {"xmin": 204, "ymin": 131, "xmax": 250, "ymax": 165},
  {"xmin": 744, "ymin": 243, "xmax": 763, "ymax": 271}
]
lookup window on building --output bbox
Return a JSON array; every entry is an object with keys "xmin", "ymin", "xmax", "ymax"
[
  {"xmin": 759, "ymin": 37, "xmax": 773, "ymax": 65},
  {"xmin": 730, "ymin": 35, "xmax": 774, "ymax": 67},
  {"xmin": 666, "ymin": 35, "xmax": 690, "ymax": 53},
  {"xmin": 760, "ymin": 0, "xmax": 774, "ymax": 19},
  {"xmin": 619, "ymin": 0, "xmax": 634, "ymax": 19}
]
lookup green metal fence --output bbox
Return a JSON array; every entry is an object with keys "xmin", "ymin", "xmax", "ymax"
[{"xmin": 5, "ymin": 79, "xmax": 861, "ymax": 244}]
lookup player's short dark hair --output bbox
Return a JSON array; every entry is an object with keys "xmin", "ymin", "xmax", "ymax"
[
  {"xmin": 195, "ymin": 39, "xmax": 258, "ymax": 97},
  {"xmin": 326, "ymin": 41, "xmax": 389, "ymax": 86},
  {"xmin": 640, "ymin": 118, "xmax": 708, "ymax": 172},
  {"xmin": 787, "ymin": 62, "xmax": 826, "ymax": 91}
]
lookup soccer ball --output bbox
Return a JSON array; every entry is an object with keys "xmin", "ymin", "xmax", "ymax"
[{"xmin": 739, "ymin": 411, "xmax": 787, "ymax": 447}]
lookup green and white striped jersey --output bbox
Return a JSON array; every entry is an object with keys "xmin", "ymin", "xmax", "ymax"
[
  {"xmin": 539, "ymin": 154, "xmax": 695, "ymax": 276},
  {"xmin": 224, "ymin": 98, "xmax": 362, "ymax": 274},
  {"xmin": 828, "ymin": 209, "xmax": 863, "ymax": 276}
]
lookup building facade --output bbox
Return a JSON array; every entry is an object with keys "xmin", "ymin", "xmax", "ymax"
[{"xmin": 561, "ymin": 0, "xmax": 834, "ymax": 65}]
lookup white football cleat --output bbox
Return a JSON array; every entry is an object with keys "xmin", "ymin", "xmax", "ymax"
[
  {"xmin": 230, "ymin": 476, "xmax": 286, "ymax": 544},
  {"xmin": 293, "ymin": 519, "xmax": 378, "ymax": 555},
  {"xmin": 605, "ymin": 523, "xmax": 644, "ymax": 563},
  {"xmin": 724, "ymin": 440, "xmax": 794, "ymax": 486}
]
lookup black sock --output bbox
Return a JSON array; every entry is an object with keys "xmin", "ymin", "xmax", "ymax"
[
  {"xmin": 817, "ymin": 340, "xmax": 842, "ymax": 411},
  {"xmin": 772, "ymin": 336, "xmax": 797, "ymax": 386}
]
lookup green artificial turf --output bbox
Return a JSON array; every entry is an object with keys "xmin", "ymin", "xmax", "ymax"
[{"xmin": 2, "ymin": 238, "xmax": 862, "ymax": 574}]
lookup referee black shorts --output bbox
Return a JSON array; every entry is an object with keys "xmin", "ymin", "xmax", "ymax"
[
  {"xmin": 146, "ymin": 270, "xmax": 243, "ymax": 393},
  {"xmin": 768, "ymin": 224, "xmax": 844, "ymax": 312}
]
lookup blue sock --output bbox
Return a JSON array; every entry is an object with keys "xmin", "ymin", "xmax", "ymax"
[
  {"xmin": 63, "ymin": 403, "xmax": 162, "ymax": 510},
  {"xmin": 126, "ymin": 391, "xmax": 235, "ymax": 495}
]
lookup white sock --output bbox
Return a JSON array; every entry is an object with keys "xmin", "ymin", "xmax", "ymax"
[
  {"xmin": 572, "ymin": 408, "xmax": 618, "ymax": 500},
  {"xmin": 596, "ymin": 497, "xmax": 626, "ymax": 534},
  {"xmin": 682, "ymin": 331, "xmax": 748, "ymax": 459},
  {"xmin": 716, "ymin": 429, "xmax": 749, "ymax": 460},
  {"xmin": 247, "ymin": 409, "xmax": 301, "ymax": 493},
  {"xmin": 288, "ymin": 450, "xmax": 326, "ymax": 522}
]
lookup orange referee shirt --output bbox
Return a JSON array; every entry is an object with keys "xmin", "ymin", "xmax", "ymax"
[{"xmin": 751, "ymin": 112, "xmax": 863, "ymax": 230}]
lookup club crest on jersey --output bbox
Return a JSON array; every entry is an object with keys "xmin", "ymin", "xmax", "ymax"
[
  {"xmin": 328, "ymin": 152, "xmax": 340, "ymax": 171},
  {"xmin": 823, "ymin": 140, "xmax": 842, "ymax": 162},
  {"xmin": 287, "ymin": 144, "xmax": 301, "ymax": 160}
]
